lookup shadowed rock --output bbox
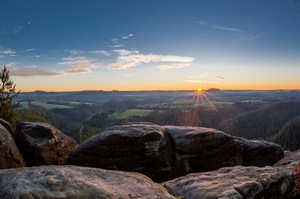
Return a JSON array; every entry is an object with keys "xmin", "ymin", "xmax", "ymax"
[
  {"xmin": 68, "ymin": 124, "xmax": 245, "ymax": 181},
  {"xmin": 0, "ymin": 124, "xmax": 26, "ymax": 169},
  {"xmin": 67, "ymin": 123, "xmax": 171, "ymax": 181},
  {"xmin": 14, "ymin": 122, "xmax": 77, "ymax": 166},
  {"xmin": 164, "ymin": 126, "xmax": 243, "ymax": 175},
  {"xmin": 234, "ymin": 137, "xmax": 284, "ymax": 167},
  {"xmin": 0, "ymin": 165, "xmax": 175, "ymax": 199}
]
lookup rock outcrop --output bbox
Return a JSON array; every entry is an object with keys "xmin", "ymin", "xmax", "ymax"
[
  {"xmin": 0, "ymin": 165, "xmax": 175, "ymax": 199},
  {"xmin": 234, "ymin": 136, "xmax": 284, "ymax": 166},
  {"xmin": 0, "ymin": 118, "xmax": 13, "ymax": 135},
  {"xmin": 164, "ymin": 126, "xmax": 243, "ymax": 175},
  {"xmin": 0, "ymin": 124, "xmax": 26, "ymax": 169},
  {"xmin": 163, "ymin": 166, "xmax": 294, "ymax": 199},
  {"xmin": 68, "ymin": 123, "xmax": 282, "ymax": 182},
  {"xmin": 14, "ymin": 122, "xmax": 77, "ymax": 166},
  {"xmin": 68, "ymin": 123, "xmax": 171, "ymax": 181}
]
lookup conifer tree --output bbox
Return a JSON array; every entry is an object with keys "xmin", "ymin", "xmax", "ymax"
[{"xmin": 0, "ymin": 65, "xmax": 19, "ymax": 124}]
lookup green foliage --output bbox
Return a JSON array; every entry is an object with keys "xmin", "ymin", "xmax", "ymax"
[
  {"xmin": 24, "ymin": 101, "xmax": 48, "ymax": 122},
  {"xmin": 20, "ymin": 100, "xmax": 72, "ymax": 110},
  {"xmin": 0, "ymin": 65, "xmax": 19, "ymax": 125},
  {"xmin": 218, "ymin": 101, "xmax": 300, "ymax": 139},
  {"xmin": 112, "ymin": 109, "xmax": 154, "ymax": 119},
  {"xmin": 272, "ymin": 116, "xmax": 300, "ymax": 151},
  {"xmin": 79, "ymin": 126, "xmax": 99, "ymax": 143}
]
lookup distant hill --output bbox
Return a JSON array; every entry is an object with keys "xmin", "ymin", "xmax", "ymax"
[
  {"xmin": 218, "ymin": 101, "xmax": 300, "ymax": 139},
  {"xmin": 272, "ymin": 116, "xmax": 300, "ymax": 151}
]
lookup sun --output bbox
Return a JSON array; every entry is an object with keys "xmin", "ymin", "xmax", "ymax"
[{"xmin": 197, "ymin": 88, "xmax": 203, "ymax": 93}]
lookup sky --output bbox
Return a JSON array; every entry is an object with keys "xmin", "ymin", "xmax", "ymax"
[{"xmin": 0, "ymin": 0, "xmax": 300, "ymax": 91}]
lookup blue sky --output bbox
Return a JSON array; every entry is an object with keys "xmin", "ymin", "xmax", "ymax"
[{"xmin": 0, "ymin": 0, "xmax": 300, "ymax": 91}]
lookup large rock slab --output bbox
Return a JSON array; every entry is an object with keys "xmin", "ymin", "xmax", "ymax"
[
  {"xmin": 68, "ymin": 123, "xmax": 284, "ymax": 182},
  {"xmin": 0, "ymin": 124, "xmax": 26, "ymax": 169},
  {"xmin": 0, "ymin": 165, "xmax": 175, "ymax": 199},
  {"xmin": 164, "ymin": 126, "xmax": 243, "ymax": 175},
  {"xmin": 234, "ymin": 137, "xmax": 284, "ymax": 167},
  {"xmin": 14, "ymin": 122, "xmax": 77, "ymax": 166},
  {"xmin": 164, "ymin": 166, "xmax": 294, "ymax": 199},
  {"xmin": 68, "ymin": 123, "xmax": 172, "ymax": 182}
]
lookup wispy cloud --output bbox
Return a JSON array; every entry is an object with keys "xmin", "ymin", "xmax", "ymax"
[
  {"xmin": 0, "ymin": 49, "xmax": 16, "ymax": 57},
  {"xmin": 122, "ymin": 33, "xmax": 133, "ymax": 40},
  {"xmin": 109, "ymin": 44, "xmax": 125, "ymax": 48},
  {"xmin": 195, "ymin": 21, "xmax": 244, "ymax": 33},
  {"xmin": 244, "ymin": 34, "xmax": 263, "ymax": 41},
  {"xmin": 159, "ymin": 63, "xmax": 191, "ymax": 71},
  {"xmin": 66, "ymin": 50, "xmax": 85, "ymax": 55},
  {"xmin": 25, "ymin": 48, "xmax": 36, "ymax": 52},
  {"xmin": 58, "ymin": 56, "xmax": 96, "ymax": 74},
  {"xmin": 29, "ymin": 55, "xmax": 41, "ymax": 58},
  {"xmin": 113, "ymin": 49, "xmax": 139, "ymax": 56},
  {"xmin": 216, "ymin": 76, "xmax": 225, "ymax": 79},
  {"xmin": 109, "ymin": 53, "xmax": 194, "ymax": 70},
  {"xmin": 7, "ymin": 64, "xmax": 59, "ymax": 77},
  {"xmin": 109, "ymin": 33, "xmax": 134, "ymax": 48},
  {"xmin": 90, "ymin": 50, "xmax": 111, "ymax": 56},
  {"xmin": 211, "ymin": 25, "xmax": 244, "ymax": 33}
]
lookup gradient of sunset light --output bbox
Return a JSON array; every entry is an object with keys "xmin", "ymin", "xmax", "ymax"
[{"xmin": 0, "ymin": 1, "xmax": 299, "ymax": 92}]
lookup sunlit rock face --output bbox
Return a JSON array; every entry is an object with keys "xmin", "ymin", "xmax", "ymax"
[
  {"xmin": 14, "ymin": 122, "xmax": 77, "ymax": 166},
  {"xmin": 0, "ymin": 124, "xmax": 26, "ymax": 169},
  {"xmin": 163, "ymin": 166, "xmax": 294, "ymax": 199},
  {"xmin": 0, "ymin": 165, "xmax": 175, "ymax": 199},
  {"xmin": 68, "ymin": 123, "xmax": 283, "ymax": 182}
]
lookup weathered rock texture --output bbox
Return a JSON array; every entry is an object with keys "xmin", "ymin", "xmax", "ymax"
[
  {"xmin": 234, "ymin": 136, "xmax": 284, "ymax": 166},
  {"xmin": 164, "ymin": 166, "xmax": 294, "ymax": 199},
  {"xmin": 0, "ymin": 124, "xmax": 26, "ymax": 169},
  {"xmin": 14, "ymin": 122, "xmax": 77, "ymax": 166},
  {"xmin": 0, "ymin": 165, "xmax": 175, "ymax": 199},
  {"xmin": 68, "ymin": 123, "xmax": 170, "ymax": 181},
  {"xmin": 68, "ymin": 123, "xmax": 283, "ymax": 182},
  {"xmin": 0, "ymin": 118, "xmax": 13, "ymax": 135},
  {"xmin": 274, "ymin": 150, "xmax": 300, "ymax": 167},
  {"xmin": 164, "ymin": 126, "xmax": 243, "ymax": 175}
]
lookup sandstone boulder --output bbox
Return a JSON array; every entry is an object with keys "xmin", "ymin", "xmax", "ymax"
[
  {"xmin": 164, "ymin": 166, "xmax": 294, "ymax": 199},
  {"xmin": 164, "ymin": 126, "xmax": 243, "ymax": 175},
  {"xmin": 0, "ymin": 165, "xmax": 175, "ymax": 199},
  {"xmin": 274, "ymin": 150, "xmax": 300, "ymax": 167},
  {"xmin": 68, "ymin": 123, "xmax": 172, "ymax": 181},
  {"xmin": 234, "ymin": 137, "xmax": 284, "ymax": 167},
  {"xmin": 0, "ymin": 124, "xmax": 25, "ymax": 169},
  {"xmin": 14, "ymin": 122, "xmax": 77, "ymax": 166}
]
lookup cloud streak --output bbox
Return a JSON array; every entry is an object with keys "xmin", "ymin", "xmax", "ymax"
[
  {"xmin": 159, "ymin": 63, "xmax": 191, "ymax": 71},
  {"xmin": 58, "ymin": 56, "xmax": 96, "ymax": 74},
  {"xmin": 7, "ymin": 65, "xmax": 59, "ymax": 77},
  {"xmin": 109, "ymin": 53, "xmax": 194, "ymax": 70},
  {"xmin": 212, "ymin": 25, "xmax": 244, "ymax": 33},
  {"xmin": 195, "ymin": 21, "xmax": 244, "ymax": 33},
  {"xmin": 90, "ymin": 50, "xmax": 111, "ymax": 56},
  {"xmin": 122, "ymin": 33, "xmax": 133, "ymax": 40},
  {"xmin": 0, "ymin": 49, "xmax": 16, "ymax": 57}
]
